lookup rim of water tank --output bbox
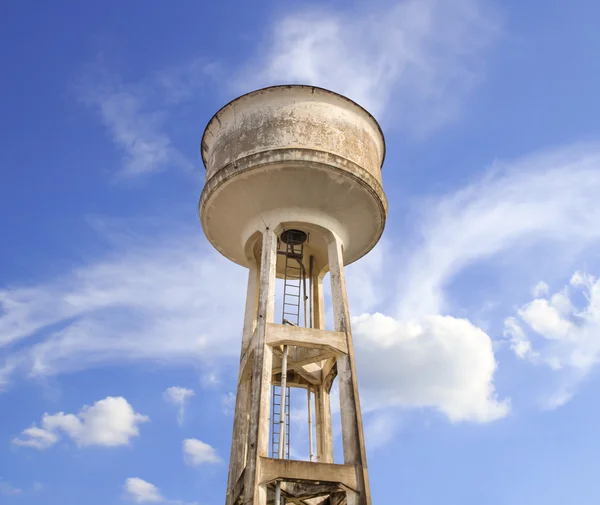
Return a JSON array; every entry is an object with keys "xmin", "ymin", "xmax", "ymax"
[{"xmin": 199, "ymin": 84, "xmax": 386, "ymax": 171}]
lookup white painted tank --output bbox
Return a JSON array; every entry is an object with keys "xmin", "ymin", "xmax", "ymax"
[{"xmin": 199, "ymin": 85, "xmax": 387, "ymax": 274}]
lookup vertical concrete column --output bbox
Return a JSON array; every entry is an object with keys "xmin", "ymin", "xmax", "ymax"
[
  {"xmin": 244, "ymin": 228, "xmax": 277, "ymax": 505},
  {"xmin": 327, "ymin": 232, "xmax": 371, "ymax": 505},
  {"xmin": 225, "ymin": 260, "xmax": 259, "ymax": 505},
  {"xmin": 315, "ymin": 386, "xmax": 334, "ymax": 463},
  {"xmin": 242, "ymin": 260, "xmax": 260, "ymax": 351},
  {"xmin": 311, "ymin": 271, "xmax": 334, "ymax": 464},
  {"xmin": 312, "ymin": 270, "xmax": 326, "ymax": 331}
]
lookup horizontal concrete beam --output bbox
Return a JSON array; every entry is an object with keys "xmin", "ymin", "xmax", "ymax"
[
  {"xmin": 266, "ymin": 323, "xmax": 347, "ymax": 355},
  {"xmin": 259, "ymin": 457, "xmax": 358, "ymax": 492}
]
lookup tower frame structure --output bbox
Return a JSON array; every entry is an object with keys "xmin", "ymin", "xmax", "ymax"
[{"xmin": 199, "ymin": 85, "xmax": 387, "ymax": 505}]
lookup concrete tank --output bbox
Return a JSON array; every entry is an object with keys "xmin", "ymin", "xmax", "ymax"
[{"xmin": 199, "ymin": 85, "xmax": 387, "ymax": 276}]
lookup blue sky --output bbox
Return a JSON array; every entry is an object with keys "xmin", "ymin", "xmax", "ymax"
[{"xmin": 2, "ymin": 0, "xmax": 600, "ymax": 503}]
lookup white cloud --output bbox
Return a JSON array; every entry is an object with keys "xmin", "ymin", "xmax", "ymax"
[
  {"xmin": 244, "ymin": 0, "xmax": 500, "ymax": 132},
  {"xmin": 506, "ymin": 271, "xmax": 600, "ymax": 377},
  {"xmin": 182, "ymin": 438, "xmax": 221, "ymax": 465},
  {"xmin": 533, "ymin": 281, "xmax": 549, "ymax": 298},
  {"xmin": 13, "ymin": 396, "xmax": 148, "ymax": 449},
  {"xmin": 163, "ymin": 386, "xmax": 195, "ymax": 425},
  {"xmin": 123, "ymin": 478, "xmax": 198, "ymax": 505},
  {"xmin": 353, "ymin": 313, "xmax": 509, "ymax": 422},
  {"xmin": 124, "ymin": 478, "xmax": 163, "ymax": 503},
  {"xmin": 518, "ymin": 298, "xmax": 573, "ymax": 341},
  {"xmin": 0, "ymin": 481, "xmax": 22, "ymax": 495}
]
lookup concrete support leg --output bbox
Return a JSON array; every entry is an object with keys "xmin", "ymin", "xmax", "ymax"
[
  {"xmin": 225, "ymin": 262, "xmax": 259, "ymax": 505},
  {"xmin": 311, "ymin": 271, "xmax": 334, "ymax": 464},
  {"xmin": 315, "ymin": 385, "xmax": 334, "ymax": 463},
  {"xmin": 327, "ymin": 233, "xmax": 371, "ymax": 505},
  {"xmin": 226, "ymin": 377, "xmax": 251, "ymax": 505},
  {"xmin": 346, "ymin": 490, "xmax": 360, "ymax": 505},
  {"xmin": 312, "ymin": 271, "xmax": 326, "ymax": 331},
  {"xmin": 242, "ymin": 261, "xmax": 260, "ymax": 351},
  {"xmin": 243, "ymin": 228, "xmax": 277, "ymax": 505}
]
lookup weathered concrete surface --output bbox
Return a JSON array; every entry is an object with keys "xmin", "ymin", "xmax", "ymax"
[
  {"xmin": 328, "ymin": 231, "xmax": 371, "ymax": 504},
  {"xmin": 259, "ymin": 457, "xmax": 358, "ymax": 492},
  {"xmin": 266, "ymin": 323, "xmax": 348, "ymax": 355},
  {"xmin": 202, "ymin": 85, "xmax": 385, "ymax": 183},
  {"xmin": 243, "ymin": 229, "xmax": 277, "ymax": 505},
  {"xmin": 225, "ymin": 261, "xmax": 259, "ymax": 504},
  {"xmin": 200, "ymin": 86, "xmax": 385, "ymax": 505},
  {"xmin": 199, "ymin": 85, "xmax": 388, "ymax": 274},
  {"xmin": 222, "ymin": 227, "xmax": 372, "ymax": 505}
]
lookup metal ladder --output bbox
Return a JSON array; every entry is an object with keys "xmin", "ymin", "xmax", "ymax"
[
  {"xmin": 270, "ymin": 238, "xmax": 305, "ymax": 459},
  {"xmin": 270, "ymin": 385, "xmax": 291, "ymax": 459},
  {"xmin": 281, "ymin": 239, "xmax": 303, "ymax": 326}
]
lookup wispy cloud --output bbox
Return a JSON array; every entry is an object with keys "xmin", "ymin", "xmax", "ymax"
[
  {"xmin": 364, "ymin": 411, "xmax": 400, "ymax": 450},
  {"xmin": 163, "ymin": 386, "xmax": 195, "ymax": 426},
  {"xmin": 0, "ymin": 224, "xmax": 246, "ymax": 383},
  {"xmin": 0, "ymin": 481, "xmax": 23, "ymax": 496},
  {"xmin": 242, "ymin": 0, "xmax": 500, "ymax": 133},
  {"xmin": 221, "ymin": 392, "xmax": 236, "ymax": 416},
  {"xmin": 396, "ymin": 143, "xmax": 600, "ymax": 320},
  {"xmin": 77, "ymin": 58, "xmax": 213, "ymax": 177}
]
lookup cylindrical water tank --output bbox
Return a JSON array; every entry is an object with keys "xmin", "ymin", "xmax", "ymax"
[{"xmin": 199, "ymin": 85, "xmax": 387, "ymax": 270}]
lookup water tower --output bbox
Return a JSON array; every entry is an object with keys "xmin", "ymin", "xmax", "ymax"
[{"xmin": 199, "ymin": 85, "xmax": 387, "ymax": 505}]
